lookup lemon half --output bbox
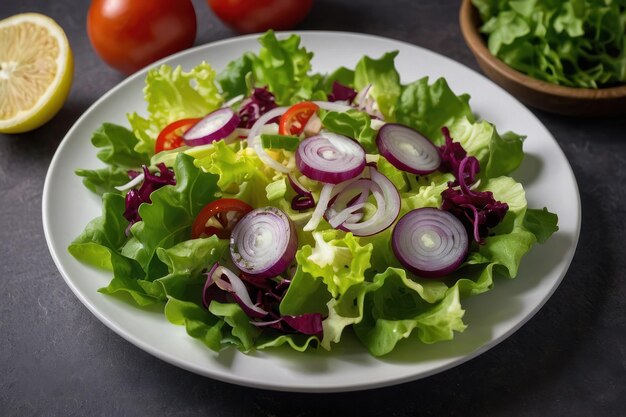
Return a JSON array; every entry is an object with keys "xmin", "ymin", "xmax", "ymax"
[{"xmin": 0, "ymin": 13, "xmax": 73, "ymax": 134}]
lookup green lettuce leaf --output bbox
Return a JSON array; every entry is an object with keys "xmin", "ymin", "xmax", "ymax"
[
  {"xmin": 68, "ymin": 193, "xmax": 158, "ymax": 306},
  {"xmin": 164, "ymin": 297, "xmax": 224, "ymax": 351},
  {"xmin": 322, "ymin": 267, "xmax": 455, "ymax": 356},
  {"xmin": 127, "ymin": 63, "xmax": 224, "ymax": 156},
  {"xmin": 353, "ymin": 51, "xmax": 402, "ymax": 119},
  {"xmin": 209, "ymin": 301, "xmax": 261, "ymax": 351},
  {"xmin": 194, "ymin": 140, "xmax": 274, "ymax": 207},
  {"xmin": 75, "ymin": 166, "xmax": 129, "ymax": 196},
  {"xmin": 523, "ymin": 207, "xmax": 560, "ymax": 243},
  {"xmin": 395, "ymin": 77, "xmax": 474, "ymax": 143},
  {"xmin": 154, "ymin": 236, "xmax": 229, "ymax": 300},
  {"xmin": 90, "ymin": 123, "xmax": 150, "ymax": 168},
  {"xmin": 250, "ymin": 31, "xmax": 326, "ymax": 105},
  {"xmin": 127, "ymin": 154, "xmax": 220, "ymax": 278},
  {"xmin": 474, "ymin": 0, "xmax": 626, "ymax": 88},
  {"xmin": 68, "ymin": 192, "xmax": 130, "ymax": 271},
  {"xmin": 319, "ymin": 110, "xmax": 378, "ymax": 152},
  {"xmin": 217, "ymin": 52, "xmax": 255, "ymax": 100},
  {"xmin": 448, "ymin": 117, "xmax": 525, "ymax": 178},
  {"xmin": 296, "ymin": 230, "xmax": 373, "ymax": 297},
  {"xmin": 280, "ymin": 265, "xmax": 331, "ymax": 316}
]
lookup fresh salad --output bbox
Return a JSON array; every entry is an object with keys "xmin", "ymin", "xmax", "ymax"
[{"xmin": 69, "ymin": 31, "xmax": 558, "ymax": 357}]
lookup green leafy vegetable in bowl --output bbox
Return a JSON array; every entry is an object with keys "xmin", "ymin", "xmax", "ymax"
[
  {"xmin": 472, "ymin": 0, "xmax": 626, "ymax": 88},
  {"xmin": 68, "ymin": 31, "xmax": 558, "ymax": 357}
]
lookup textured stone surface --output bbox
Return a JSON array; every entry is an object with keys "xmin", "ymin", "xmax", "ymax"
[{"xmin": 1, "ymin": 1, "xmax": 625, "ymax": 416}]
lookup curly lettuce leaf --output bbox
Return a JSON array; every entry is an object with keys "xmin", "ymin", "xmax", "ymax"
[
  {"xmin": 194, "ymin": 140, "xmax": 274, "ymax": 207},
  {"xmin": 296, "ymin": 230, "xmax": 373, "ymax": 298},
  {"xmin": 322, "ymin": 267, "xmax": 455, "ymax": 356},
  {"xmin": 250, "ymin": 31, "xmax": 326, "ymax": 105},
  {"xmin": 127, "ymin": 63, "xmax": 224, "ymax": 156},
  {"xmin": 91, "ymin": 123, "xmax": 150, "ymax": 168},
  {"xmin": 68, "ymin": 193, "xmax": 130, "ymax": 271},
  {"xmin": 448, "ymin": 117, "xmax": 525, "ymax": 178}
]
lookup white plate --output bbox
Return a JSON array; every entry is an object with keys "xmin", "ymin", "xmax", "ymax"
[{"xmin": 42, "ymin": 32, "xmax": 580, "ymax": 393}]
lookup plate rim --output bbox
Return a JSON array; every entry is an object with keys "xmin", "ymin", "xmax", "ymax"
[{"xmin": 42, "ymin": 30, "xmax": 581, "ymax": 393}]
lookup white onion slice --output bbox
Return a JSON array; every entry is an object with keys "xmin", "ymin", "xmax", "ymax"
[
  {"xmin": 303, "ymin": 183, "xmax": 334, "ymax": 232},
  {"xmin": 248, "ymin": 106, "xmax": 290, "ymax": 173},
  {"xmin": 114, "ymin": 173, "xmax": 145, "ymax": 191},
  {"xmin": 312, "ymin": 100, "xmax": 353, "ymax": 112}
]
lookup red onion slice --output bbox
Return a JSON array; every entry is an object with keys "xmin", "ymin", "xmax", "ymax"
[
  {"xmin": 230, "ymin": 207, "xmax": 298, "ymax": 278},
  {"xmin": 203, "ymin": 263, "xmax": 268, "ymax": 318},
  {"xmin": 296, "ymin": 133, "xmax": 366, "ymax": 184},
  {"xmin": 248, "ymin": 106, "xmax": 290, "ymax": 173},
  {"xmin": 392, "ymin": 208, "xmax": 469, "ymax": 278},
  {"xmin": 288, "ymin": 173, "xmax": 312, "ymax": 198},
  {"xmin": 183, "ymin": 108, "xmax": 240, "ymax": 147},
  {"xmin": 376, "ymin": 123, "xmax": 441, "ymax": 174}
]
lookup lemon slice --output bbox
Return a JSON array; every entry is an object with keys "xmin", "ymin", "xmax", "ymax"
[{"xmin": 0, "ymin": 13, "xmax": 73, "ymax": 134}]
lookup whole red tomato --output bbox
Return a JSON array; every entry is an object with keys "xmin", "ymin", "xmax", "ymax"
[
  {"xmin": 87, "ymin": 0, "xmax": 197, "ymax": 74},
  {"xmin": 208, "ymin": 0, "xmax": 314, "ymax": 34}
]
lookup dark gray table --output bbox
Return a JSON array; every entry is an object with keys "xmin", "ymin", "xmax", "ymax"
[{"xmin": 2, "ymin": 1, "xmax": 625, "ymax": 416}]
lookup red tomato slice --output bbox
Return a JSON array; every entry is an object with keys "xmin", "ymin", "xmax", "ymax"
[
  {"xmin": 192, "ymin": 198, "xmax": 254, "ymax": 239},
  {"xmin": 278, "ymin": 102, "xmax": 319, "ymax": 136},
  {"xmin": 155, "ymin": 118, "xmax": 201, "ymax": 153}
]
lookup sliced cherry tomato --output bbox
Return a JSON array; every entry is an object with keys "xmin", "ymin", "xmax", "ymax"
[
  {"xmin": 278, "ymin": 102, "xmax": 319, "ymax": 136},
  {"xmin": 192, "ymin": 198, "xmax": 254, "ymax": 239},
  {"xmin": 155, "ymin": 118, "xmax": 201, "ymax": 153}
]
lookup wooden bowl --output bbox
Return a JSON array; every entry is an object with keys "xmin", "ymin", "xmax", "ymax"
[{"xmin": 459, "ymin": 0, "xmax": 626, "ymax": 117}]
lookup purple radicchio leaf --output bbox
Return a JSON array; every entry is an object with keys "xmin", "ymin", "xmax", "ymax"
[
  {"xmin": 328, "ymin": 81, "xmax": 357, "ymax": 103},
  {"xmin": 123, "ymin": 163, "xmax": 175, "ymax": 231},
  {"xmin": 438, "ymin": 127, "xmax": 508, "ymax": 244},
  {"xmin": 238, "ymin": 87, "xmax": 278, "ymax": 128}
]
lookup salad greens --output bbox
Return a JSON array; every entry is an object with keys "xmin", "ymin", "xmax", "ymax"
[
  {"xmin": 69, "ymin": 31, "xmax": 558, "ymax": 357},
  {"xmin": 472, "ymin": 0, "xmax": 626, "ymax": 88}
]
